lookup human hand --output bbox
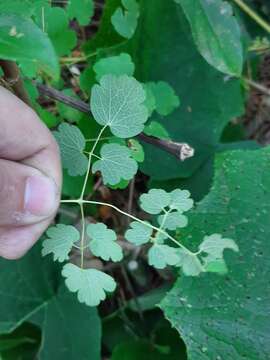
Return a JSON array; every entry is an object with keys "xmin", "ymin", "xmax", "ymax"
[{"xmin": 0, "ymin": 86, "xmax": 62, "ymax": 259}]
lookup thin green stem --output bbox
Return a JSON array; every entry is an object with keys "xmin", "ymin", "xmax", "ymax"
[
  {"xmin": 61, "ymin": 199, "xmax": 194, "ymax": 255},
  {"xmin": 80, "ymin": 203, "xmax": 85, "ymax": 268},
  {"xmin": 80, "ymin": 126, "xmax": 107, "ymax": 200},
  {"xmin": 85, "ymin": 136, "xmax": 113, "ymax": 142},
  {"xmin": 232, "ymin": 0, "xmax": 270, "ymax": 33}
]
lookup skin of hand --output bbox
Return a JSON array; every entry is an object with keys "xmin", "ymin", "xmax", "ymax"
[{"xmin": 0, "ymin": 86, "xmax": 62, "ymax": 259}]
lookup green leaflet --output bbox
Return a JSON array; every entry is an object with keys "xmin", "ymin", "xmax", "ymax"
[
  {"xmin": 42, "ymin": 224, "xmax": 80, "ymax": 262},
  {"xmin": 87, "ymin": 223, "xmax": 123, "ymax": 262},
  {"xmin": 66, "ymin": 0, "xmax": 94, "ymax": 26},
  {"xmin": 161, "ymin": 147, "xmax": 270, "ymax": 359},
  {"xmin": 92, "ymin": 143, "xmax": 138, "ymax": 185},
  {"xmin": 157, "ymin": 212, "xmax": 188, "ymax": 231},
  {"xmin": 34, "ymin": 6, "xmax": 77, "ymax": 56},
  {"xmin": 93, "ymin": 53, "xmax": 135, "ymax": 81},
  {"xmin": 91, "ymin": 74, "xmax": 148, "ymax": 138},
  {"xmin": 139, "ymin": 189, "xmax": 171, "ymax": 215},
  {"xmin": 125, "ymin": 221, "xmax": 152, "ymax": 245},
  {"xmin": 111, "ymin": 0, "xmax": 139, "ymax": 39},
  {"xmin": 62, "ymin": 263, "xmax": 117, "ymax": 307},
  {"xmin": 0, "ymin": 13, "xmax": 59, "ymax": 79},
  {"xmin": 176, "ymin": 0, "xmax": 243, "ymax": 76},
  {"xmin": 54, "ymin": 123, "xmax": 88, "ymax": 177},
  {"xmin": 147, "ymin": 81, "xmax": 180, "ymax": 116},
  {"xmin": 148, "ymin": 245, "xmax": 180, "ymax": 269}
]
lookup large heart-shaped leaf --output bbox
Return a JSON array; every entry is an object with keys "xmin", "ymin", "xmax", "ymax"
[{"xmin": 161, "ymin": 147, "xmax": 270, "ymax": 359}]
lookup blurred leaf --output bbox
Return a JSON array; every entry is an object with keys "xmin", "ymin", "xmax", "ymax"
[
  {"xmin": 66, "ymin": 0, "xmax": 94, "ymax": 26},
  {"xmin": 0, "ymin": 14, "xmax": 59, "ymax": 78},
  {"xmin": 111, "ymin": 0, "xmax": 139, "ymax": 39},
  {"xmin": 93, "ymin": 52, "xmax": 135, "ymax": 80},
  {"xmin": 57, "ymin": 89, "xmax": 84, "ymax": 123},
  {"xmin": 176, "ymin": 0, "xmax": 243, "ymax": 75},
  {"xmin": 148, "ymin": 81, "xmax": 180, "ymax": 116},
  {"xmin": 144, "ymin": 121, "xmax": 170, "ymax": 140}
]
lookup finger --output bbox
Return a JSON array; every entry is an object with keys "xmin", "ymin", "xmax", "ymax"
[
  {"xmin": 0, "ymin": 86, "xmax": 62, "ymax": 187},
  {"xmin": 0, "ymin": 219, "xmax": 51, "ymax": 259},
  {"xmin": 0, "ymin": 159, "xmax": 59, "ymax": 226}
]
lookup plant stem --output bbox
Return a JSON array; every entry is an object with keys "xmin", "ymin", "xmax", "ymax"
[
  {"xmin": 232, "ymin": 0, "xmax": 270, "ymax": 33},
  {"xmin": 80, "ymin": 203, "xmax": 85, "ymax": 268},
  {"xmin": 61, "ymin": 199, "xmax": 194, "ymax": 255}
]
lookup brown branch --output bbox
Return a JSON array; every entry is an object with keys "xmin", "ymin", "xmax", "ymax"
[
  {"xmin": 35, "ymin": 81, "xmax": 194, "ymax": 161},
  {"xmin": 0, "ymin": 60, "xmax": 31, "ymax": 106}
]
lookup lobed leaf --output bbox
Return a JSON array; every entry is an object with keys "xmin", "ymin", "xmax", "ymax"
[
  {"xmin": 111, "ymin": 0, "xmax": 139, "ymax": 39},
  {"xmin": 93, "ymin": 53, "xmax": 135, "ymax": 81},
  {"xmin": 87, "ymin": 223, "xmax": 123, "ymax": 262},
  {"xmin": 42, "ymin": 224, "xmax": 80, "ymax": 262},
  {"xmin": 125, "ymin": 221, "xmax": 152, "ymax": 245},
  {"xmin": 92, "ymin": 143, "xmax": 138, "ymax": 185},
  {"xmin": 158, "ymin": 212, "xmax": 188, "ymax": 231},
  {"xmin": 139, "ymin": 189, "xmax": 171, "ymax": 215},
  {"xmin": 148, "ymin": 244, "xmax": 180, "ymax": 269},
  {"xmin": 54, "ymin": 123, "xmax": 88, "ymax": 177},
  {"xmin": 148, "ymin": 81, "xmax": 180, "ymax": 116},
  {"xmin": 62, "ymin": 263, "xmax": 116, "ymax": 307},
  {"xmin": 91, "ymin": 74, "xmax": 148, "ymax": 138},
  {"xmin": 66, "ymin": 0, "xmax": 94, "ymax": 26}
]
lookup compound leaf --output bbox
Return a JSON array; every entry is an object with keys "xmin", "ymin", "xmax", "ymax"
[
  {"xmin": 111, "ymin": 0, "xmax": 139, "ymax": 39},
  {"xmin": 91, "ymin": 74, "xmax": 148, "ymax": 138},
  {"xmin": 62, "ymin": 263, "xmax": 116, "ymax": 307},
  {"xmin": 42, "ymin": 224, "xmax": 80, "ymax": 263},
  {"xmin": 54, "ymin": 123, "xmax": 88, "ymax": 177},
  {"xmin": 148, "ymin": 81, "xmax": 180, "ymax": 116},
  {"xmin": 66, "ymin": 0, "xmax": 94, "ymax": 26},
  {"xmin": 87, "ymin": 223, "xmax": 123, "ymax": 262},
  {"xmin": 93, "ymin": 53, "xmax": 135, "ymax": 81},
  {"xmin": 125, "ymin": 221, "xmax": 152, "ymax": 245},
  {"xmin": 176, "ymin": 0, "xmax": 243, "ymax": 76},
  {"xmin": 139, "ymin": 189, "xmax": 171, "ymax": 215},
  {"xmin": 148, "ymin": 244, "xmax": 180, "ymax": 269},
  {"xmin": 92, "ymin": 143, "xmax": 138, "ymax": 185}
]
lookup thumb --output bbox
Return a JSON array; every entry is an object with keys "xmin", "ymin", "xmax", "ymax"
[{"xmin": 0, "ymin": 159, "xmax": 59, "ymax": 227}]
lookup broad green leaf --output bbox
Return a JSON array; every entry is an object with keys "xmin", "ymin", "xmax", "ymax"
[
  {"xmin": 169, "ymin": 189, "xmax": 193, "ymax": 212},
  {"xmin": 0, "ymin": 0, "xmax": 46, "ymax": 16},
  {"xmin": 148, "ymin": 245, "xmax": 180, "ymax": 269},
  {"xmin": 144, "ymin": 121, "xmax": 170, "ymax": 140},
  {"xmin": 66, "ymin": 0, "xmax": 94, "ymax": 26},
  {"xmin": 87, "ymin": 223, "xmax": 123, "ymax": 262},
  {"xmin": 158, "ymin": 212, "xmax": 188, "ymax": 231},
  {"xmin": 92, "ymin": 143, "xmax": 138, "ymax": 185},
  {"xmin": 111, "ymin": 0, "xmax": 139, "ymax": 39},
  {"xmin": 0, "ymin": 14, "xmax": 59, "ymax": 78},
  {"xmin": 0, "ymin": 244, "xmax": 101, "ymax": 360},
  {"xmin": 42, "ymin": 224, "xmax": 80, "ymax": 263},
  {"xmin": 125, "ymin": 221, "xmax": 152, "ymax": 245},
  {"xmin": 148, "ymin": 81, "xmax": 180, "ymax": 116},
  {"xmin": 176, "ymin": 0, "xmax": 243, "ymax": 76},
  {"xmin": 35, "ymin": 6, "xmax": 77, "ymax": 56},
  {"xmin": 161, "ymin": 147, "xmax": 270, "ymax": 359},
  {"xmin": 54, "ymin": 123, "xmax": 88, "ymax": 177},
  {"xmin": 128, "ymin": 139, "xmax": 145, "ymax": 162},
  {"xmin": 91, "ymin": 74, "xmax": 148, "ymax": 138},
  {"xmin": 139, "ymin": 189, "xmax": 170, "ymax": 215},
  {"xmin": 93, "ymin": 53, "xmax": 135, "ymax": 81},
  {"xmin": 62, "ymin": 263, "xmax": 116, "ymax": 306}
]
